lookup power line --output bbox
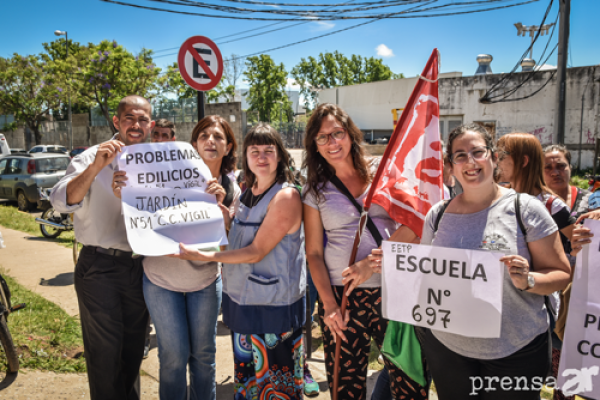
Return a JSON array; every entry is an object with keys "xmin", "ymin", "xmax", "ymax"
[
  {"xmin": 480, "ymin": 0, "xmax": 556, "ymax": 103},
  {"xmin": 100, "ymin": 0, "xmax": 540, "ymax": 21}
]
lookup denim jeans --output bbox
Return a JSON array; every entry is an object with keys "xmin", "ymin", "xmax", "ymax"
[{"xmin": 143, "ymin": 273, "xmax": 222, "ymax": 400}]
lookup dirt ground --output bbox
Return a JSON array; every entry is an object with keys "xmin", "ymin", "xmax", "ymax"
[{"xmin": 0, "ymin": 225, "xmax": 390, "ymax": 399}]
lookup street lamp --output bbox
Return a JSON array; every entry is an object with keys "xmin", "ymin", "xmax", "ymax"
[{"xmin": 54, "ymin": 30, "xmax": 73, "ymax": 151}]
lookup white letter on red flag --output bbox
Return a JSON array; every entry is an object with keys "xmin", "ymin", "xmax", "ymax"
[{"xmin": 364, "ymin": 49, "xmax": 442, "ymax": 238}]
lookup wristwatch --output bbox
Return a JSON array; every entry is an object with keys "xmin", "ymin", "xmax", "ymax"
[{"xmin": 523, "ymin": 273, "xmax": 535, "ymax": 291}]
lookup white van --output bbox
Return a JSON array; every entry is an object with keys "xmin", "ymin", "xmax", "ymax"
[{"xmin": 0, "ymin": 134, "xmax": 10, "ymax": 158}]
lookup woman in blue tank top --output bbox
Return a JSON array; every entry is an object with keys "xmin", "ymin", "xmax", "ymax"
[{"xmin": 174, "ymin": 123, "xmax": 306, "ymax": 400}]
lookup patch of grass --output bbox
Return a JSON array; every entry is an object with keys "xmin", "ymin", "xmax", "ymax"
[
  {"xmin": 1, "ymin": 272, "xmax": 86, "ymax": 372},
  {"xmin": 0, "ymin": 204, "xmax": 80, "ymax": 249}
]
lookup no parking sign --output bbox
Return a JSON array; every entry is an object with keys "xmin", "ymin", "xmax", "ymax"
[{"xmin": 177, "ymin": 36, "xmax": 223, "ymax": 92}]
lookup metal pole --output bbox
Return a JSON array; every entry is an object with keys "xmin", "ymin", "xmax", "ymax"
[
  {"xmin": 197, "ymin": 91, "xmax": 205, "ymax": 121},
  {"xmin": 578, "ymin": 93, "xmax": 584, "ymax": 170},
  {"xmin": 64, "ymin": 32, "xmax": 73, "ymax": 151},
  {"xmin": 554, "ymin": 0, "xmax": 570, "ymax": 144}
]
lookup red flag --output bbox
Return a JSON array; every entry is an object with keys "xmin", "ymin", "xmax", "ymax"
[{"xmin": 364, "ymin": 49, "xmax": 443, "ymax": 238}]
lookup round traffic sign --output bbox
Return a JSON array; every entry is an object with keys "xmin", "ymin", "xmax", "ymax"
[{"xmin": 177, "ymin": 36, "xmax": 223, "ymax": 92}]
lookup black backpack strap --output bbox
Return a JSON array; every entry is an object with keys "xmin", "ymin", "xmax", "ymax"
[
  {"xmin": 433, "ymin": 200, "xmax": 452, "ymax": 233},
  {"xmin": 220, "ymin": 173, "xmax": 235, "ymax": 209},
  {"xmin": 330, "ymin": 175, "xmax": 384, "ymax": 247},
  {"xmin": 514, "ymin": 193, "xmax": 527, "ymax": 239}
]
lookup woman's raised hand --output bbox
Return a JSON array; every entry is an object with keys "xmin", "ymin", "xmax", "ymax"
[
  {"xmin": 570, "ymin": 224, "xmax": 593, "ymax": 256},
  {"xmin": 500, "ymin": 255, "xmax": 530, "ymax": 290},
  {"xmin": 342, "ymin": 257, "xmax": 375, "ymax": 296},
  {"xmin": 205, "ymin": 178, "xmax": 226, "ymax": 203}
]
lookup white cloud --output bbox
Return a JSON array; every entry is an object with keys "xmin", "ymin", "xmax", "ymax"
[
  {"xmin": 376, "ymin": 44, "xmax": 394, "ymax": 58},
  {"xmin": 313, "ymin": 21, "xmax": 335, "ymax": 31}
]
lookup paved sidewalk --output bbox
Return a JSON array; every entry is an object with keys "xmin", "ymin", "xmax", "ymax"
[{"xmin": 1, "ymin": 225, "xmax": 390, "ymax": 399}]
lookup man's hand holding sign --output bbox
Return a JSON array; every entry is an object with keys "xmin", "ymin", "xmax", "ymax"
[{"xmin": 114, "ymin": 141, "xmax": 228, "ymax": 256}]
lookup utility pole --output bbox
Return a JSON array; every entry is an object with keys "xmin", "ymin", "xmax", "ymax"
[{"xmin": 554, "ymin": 0, "xmax": 570, "ymax": 144}]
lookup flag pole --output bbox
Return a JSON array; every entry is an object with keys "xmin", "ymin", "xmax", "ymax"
[{"xmin": 332, "ymin": 210, "xmax": 368, "ymax": 400}]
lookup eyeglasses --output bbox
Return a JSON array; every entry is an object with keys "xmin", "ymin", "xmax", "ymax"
[
  {"xmin": 450, "ymin": 146, "xmax": 490, "ymax": 165},
  {"xmin": 315, "ymin": 130, "xmax": 346, "ymax": 146}
]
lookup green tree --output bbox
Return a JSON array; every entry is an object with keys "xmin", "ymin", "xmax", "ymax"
[
  {"xmin": 290, "ymin": 56, "xmax": 322, "ymax": 112},
  {"xmin": 244, "ymin": 55, "xmax": 288, "ymax": 123},
  {"xmin": 41, "ymin": 38, "xmax": 90, "ymax": 120},
  {"xmin": 160, "ymin": 62, "xmax": 235, "ymax": 104},
  {"xmin": 291, "ymin": 52, "xmax": 402, "ymax": 110},
  {"xmin": 0, "ymin": 54, "xmax": 67, "ymax": 145},
  {"xmin": 75, "ymin": 40, "xmax": 161, "ymax": 131}
]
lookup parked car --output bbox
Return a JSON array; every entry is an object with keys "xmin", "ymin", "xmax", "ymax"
[
  {"xmin": 28, "ymin": 145, "xmax": 68, "ymax": 155},
  {"xmin": 0, "ymin": 134, "xmax": 10, "ymax": 159},
  {"xmin": 69, "ymin": 146, "xmax": 89, "ymax": 158},
  {"xmin": 0, "ymin": 153, "xmax": 70, "ymax": 211},
  {"xmin": 10, "ymin": 148, "xmax": 28, "ymax": 155}
]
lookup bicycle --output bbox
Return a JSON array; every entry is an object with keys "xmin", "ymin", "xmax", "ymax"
[{"xmin": 0, "ymin": 273, "xmax": 26, "ymax": 389}]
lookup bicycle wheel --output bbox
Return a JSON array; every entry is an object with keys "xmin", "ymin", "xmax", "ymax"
[
  {"xmin": 0, "ymin": 313, "xmax": 19, "ymax": 378},
  {"xmin": 39, "ymin": 207, "xmax": 63, "ymax": 239}
]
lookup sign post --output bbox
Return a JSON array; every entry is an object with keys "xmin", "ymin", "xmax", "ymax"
[{"xmin": 177, "ymin": 36, "xmax": 223, "ymax": 122}]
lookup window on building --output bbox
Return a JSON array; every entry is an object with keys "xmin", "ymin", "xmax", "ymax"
[{"xmin": 439, "ymin": 116, "xmax": 464, "ymax": 143}]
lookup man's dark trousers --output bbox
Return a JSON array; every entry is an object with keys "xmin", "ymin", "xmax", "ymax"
[{"xmin": 75, "ymin": 246, "xmax": 149, "ymax": 400}]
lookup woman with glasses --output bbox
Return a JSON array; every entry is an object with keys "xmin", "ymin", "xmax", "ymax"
[
  {"xmin": 418, "ymin": 124, "xmax": 570, "ymax": 399},
  {"xmin": 302, "ymin": 103, "xmax": 428, "ymax": 400}
]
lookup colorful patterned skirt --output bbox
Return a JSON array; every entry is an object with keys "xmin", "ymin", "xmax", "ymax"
[{"xmin": 232, "ymin": 328, "xmax": 304, "ymax": 400}]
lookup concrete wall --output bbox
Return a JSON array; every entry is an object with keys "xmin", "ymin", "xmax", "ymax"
[{"xmin": 319, "ymin": 66, "xmax": 600, "ymax": 168}]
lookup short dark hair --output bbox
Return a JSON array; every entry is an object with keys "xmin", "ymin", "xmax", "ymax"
[
  {"xmin": 191, "ymin": 115, "xmax": 238, "ymax": 176},
  {"xmin": 242, "ymin": 123, "xmax": 293, "ymax": 189},
  {"xmin": 154, "ymin": 118, "xmax": 176, "ymax": 138},
  {"xmin": 544, "ymin": 144, "xmax": 571, "ymax": 166},
  {"xmin": 116, "ymin": 95, "xmax": 152, "ymax": 118}
]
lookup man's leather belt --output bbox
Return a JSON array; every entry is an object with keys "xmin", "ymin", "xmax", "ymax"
[{"xmin": 84, "ymin": 246, "xmax": 139, "ymax": 258}]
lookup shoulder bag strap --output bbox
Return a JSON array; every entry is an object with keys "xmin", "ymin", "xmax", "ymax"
[
  {"xmin": 220, "ymin": 173, "xmax": 235, "ymax": 209},
  {"xmin": 433, "ymin": 199, "xmax": 452, "ymax": 233},
  {"xmin": 329, "ymin": 175, "xmax": 384, "ymax": 247},
  {"xmin": 570, "ymin": 185, "xmax": 580, "ymax": 211},
  {"xmin": 545, "ymin": 195, "xmax": 557, "ymax": 213}
]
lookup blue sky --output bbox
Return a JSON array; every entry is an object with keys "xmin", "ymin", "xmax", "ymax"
[{"xmin": 1, "ymin": 0, "xmax": 597, "ymax": 88}]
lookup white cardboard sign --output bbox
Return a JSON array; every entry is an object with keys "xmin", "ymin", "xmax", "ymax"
[
  {"xmin": 382, "ymin": 242, "xmax": 504, "ymax": 337},
  {"xmin": 120, "ymin": 186, "xmax": 227, "ymax": 256},
  {"xmin": 558, "ymin": 219, "xmax": 600, "ymax": 397},
  {"xmin": 118, "ymin": 142, "xmax": 212, "ymax": 190},
  {"xmin": 117, "ymin": 142, "xmax": 227, "ymax": 256}
]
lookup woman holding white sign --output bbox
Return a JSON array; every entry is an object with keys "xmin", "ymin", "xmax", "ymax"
[
  {"xmin": 174, "ymin": 123, "xmax": 306, "ymax": 400},
  {"xmin": 113, "ymin": 115, "xmax": 240, "ymax": 400},
  {"xmin": 418, "ymin": 123, "xmax": 570, "ymax": 399},
  {"xmin": 302, "ymin": 103, "xmax": 428, "ymax": 400}
]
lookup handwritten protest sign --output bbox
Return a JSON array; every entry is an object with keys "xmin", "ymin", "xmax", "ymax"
[
  {"xmin": 558, "ymin": 219, "xmax": 600, "ymax": 397},
  {"xmin": 117, "ymin": 142, "xmax": 227, "ymax": 256},
  {"xmin": 118, "ymin": 142, "xmax": 212, "ymax": 190},
  {"xmin": 382, "ymin": 242, "xmax": 503, "ymax": 337}
]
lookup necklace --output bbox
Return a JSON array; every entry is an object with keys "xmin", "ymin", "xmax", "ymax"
[{"xmin": 249, "ymin": 181, "xmax": 277, "ymax": 208}]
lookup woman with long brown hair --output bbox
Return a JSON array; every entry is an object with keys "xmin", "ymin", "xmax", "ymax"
[
  {"xmin": 497, "ymin": 133, "xmax": 575, "ymax": 247},
  {"xmin": 114, "ymin": 115, "xmax": 240, "ymax": 400},
  {"xmin": 302, "ymin": 103, "xmax": 427, "ymax": 400}
]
